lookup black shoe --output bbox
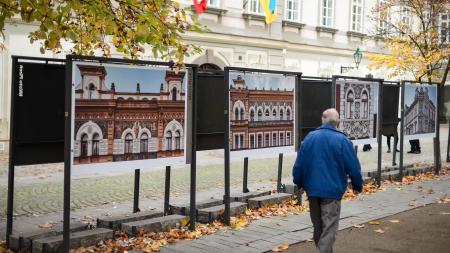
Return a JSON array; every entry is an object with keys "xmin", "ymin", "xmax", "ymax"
[
  {"xmin": 395, "ymin": 149, "xmax": 400, "ymax": 152},
  {"xmin": 407, "ymin": 150, "xmax": 414, "ymax": 153},
  {"xmin": 414, "ymin": 150, "xmax": 421, "ymax": 154},
  {"xmin": 387, "ymin": 150, "xmax": 391, "ymax": 153}
]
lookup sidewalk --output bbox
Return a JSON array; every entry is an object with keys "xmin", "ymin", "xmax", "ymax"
[
  {"xmin": 158, "ymin": 173, "xmax": 450, "ymax": 253},
  {"xmin": 286, "ymin": 202, "xmax": 450, "ymax": 253}
]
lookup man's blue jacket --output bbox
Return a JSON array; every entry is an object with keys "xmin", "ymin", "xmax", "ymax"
[{"xmin": 292, "ymin": 124, "xmax": 363, "ymax": 200}]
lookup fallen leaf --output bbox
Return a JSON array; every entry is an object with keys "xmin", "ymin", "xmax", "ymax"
[
  {"xmin": 38, "ymin": 223, "xmax": 53, "ymax": 229},
  {"xmin": 389, "ymin": 220, "xmax": 400, "ymax": 223},
  {"xmin": 353, "ymin": 224, "xmax": 365, "ymax": 228},
  {"xmin": 374, "ymin": 229, "xmax": 385, "ymax": 234},
  {"xmin": 369, "ymin": 221, "xmax": 380, "ymax": 225},
  {"xmin": 428, "ymin": 188, "xmax": 434, "ymax": 194},
  {"xmin": 279, "ymin": 243, "xmax": 289, "ymax": 250},
  {"xmin": 180, "ymin": 217, "xmax": 189, "ymax": 227}
]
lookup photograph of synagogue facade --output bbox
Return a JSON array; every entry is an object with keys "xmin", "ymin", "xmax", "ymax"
[
  {"xmin": 404, "ymin": 86, "xmax": 436, "ymax": 135},
  {"xmin": 336, "ymin": 81, "xmax": 377, "ymax": 140},
  {"xmin": 229, "ymin": 74, "xmax": 294, "ymax": 151},
  {"xmin": 73, "ymin": 64, "xmax": 186, "ymax": 165}
]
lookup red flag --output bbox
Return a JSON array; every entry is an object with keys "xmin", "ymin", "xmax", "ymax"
[{"xmin": 193, "ymin": 0, "xmax": 208, "ymax": 14}]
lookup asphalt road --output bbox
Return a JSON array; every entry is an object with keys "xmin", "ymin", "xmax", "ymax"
[{"xmin": 285, "ymin": 203, "xmax": 450, "ymax": 253}]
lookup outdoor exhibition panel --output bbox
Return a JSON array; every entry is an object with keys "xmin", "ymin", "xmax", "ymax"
[
  {"xmin": 223, "ymin": 67, "xmax": 301, "ymax": 225},
  {"xmin": 227, "ymin": 69, "xmax": 299, "ymax": 156},
  {"xmin": 299, "ymin": 77, "xmax": 332, "ymax": 141},
  {"xmin": 69, "ymin": 58, "xmax": 194, "ymax": 169},
  {"xmin": 381, "ymin": 82, "xmax": 400, "ymax": 137},
  {"xmin": 402, "ymin": 82, "xmax": 438, "ymax": 140},
  {"xmin": 6, "ymin": 56, "xmax": 66, "ymax": 247},
  {"xmin": 333, "ymin": 76, "xmax": 382, "ymax": 145},
  {"xmin": 196, "ymin": 71, "xmax": 225, "ymax": 150}
]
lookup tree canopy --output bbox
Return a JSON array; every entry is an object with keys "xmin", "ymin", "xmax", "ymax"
[
  {"xmin": 369, "ymin": 0, "xmax": 449, "ymax": 85},
  {"xmin": 0, "ymin": 0, "xmax": 205, "ymax": 64}
]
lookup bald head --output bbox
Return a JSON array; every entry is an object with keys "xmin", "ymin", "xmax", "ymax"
[{"xmin": 322, "ymin": 108, "xmax": 340, "ymax": 127}]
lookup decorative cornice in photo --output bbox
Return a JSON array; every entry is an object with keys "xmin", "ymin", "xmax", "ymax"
[
  {"xmin": 242, "ymin": 13, "xmax": 266, "ymax": 22},
  {"xmin": 346, "ymin": 31, "xmax": 366, "ymax": 39}
]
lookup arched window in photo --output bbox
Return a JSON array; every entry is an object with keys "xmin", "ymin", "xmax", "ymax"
[
  {"xmin": 175, "ymin": 130, "xmax": 181, "ymax": 150},
  {"xmin": 286, "ymin": 108, "xmax": 291, "ymax": 120},
  {"xmin": 235, "ymin": 107, "xmax": 240, "ymax": 120},
  {"xmin": 265, "ymin": 109, "xmax": 270, "ymax": 120},
  {"xmin": 280, "ymin": 109, "xmax": 284, "ymax": 120},
  {"xmin": 346, "ymin": 90, "xmax": 354, "ymax": 119},
  {"xmin": 172, "ymin": 87, "xmax": 177, "ymax": 101},
  {"xmin": 81, "ymin": 134, "xmax": 88, "ymax": 157},
  {"xmin": 240, "ymin": 108, "xmax": 244, "ymax": 121},
  {"xmin": 92, "ymin": 133, "xmax": 100, "ymax": 156},
  {"xmin": 166, "ymin": 131, "xmax": 173, "ymax": 150},
  {"xmin": 272, "ymin": 109, "xmax": 277, "ymax": 120},
  {"xmin": 140, "ymin": 133, "xmax": 148, "ymax": 153},
  {"xmin": 250, "ymin": 109, "xmax": 255, "ymax": 121},
  {"xmin": 125, "ymin": 133, "xmax": 133, "ymax": 154},
  {"xmin": 362, "ymin": 90, "xmax": 368, "ymax": 119},
  {"xmin": 88, "ymin": 83, "xmax": 96, "ymax": 99},
  {"xmin": 258, "ymin": 109, "xmax": 263, "ymax": 121}
]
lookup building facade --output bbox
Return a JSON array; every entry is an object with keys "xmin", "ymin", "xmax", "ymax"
[
  {"xmin": 229, "ymin": 75, "xmax": 294, "ymax": 150},
  {"xmin": 73, "ymin": 64, "xmax": 185, "ymax": 164},
  {"xmin": 404, "ymin": 87, "xmax": 436, "ymax": 135},
  {"xmin": 2, "ymin": 0, "xmax": 448, "ymax": 150}
]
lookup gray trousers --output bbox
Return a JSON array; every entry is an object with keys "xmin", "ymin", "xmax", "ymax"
[{"xmin": 309, "ymin": 197, "xmax": 341, "ymax": 253}]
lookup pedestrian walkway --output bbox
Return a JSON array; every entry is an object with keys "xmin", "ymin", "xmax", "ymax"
[{"xmin": 158, "ymin": 173, "xmax": 450, "ymax": 253}]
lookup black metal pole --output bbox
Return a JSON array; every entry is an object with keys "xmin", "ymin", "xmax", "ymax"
[
  {"xmin": 434, "ymin": 85, "xmax": 441, "ymax": 174},
  {"xmin": 277, "ymin": 153, "xmax": 283, "ymax": 192},
  {"xmin": 6, "ymin": 57, "xmax": 18, "ymax": 247},
  {"xmin": 354, "ymin": 145, "xmax": 358, "ymax": 155},
  {"xmin": 63, "ymin": 56, "xmax": 73, "ymax": 253},
  {"xmin": 164, "ymin": 166, "xmax": 171, "ymax": 216},
  {"xmin": 392, "ymin": 134, "xmax": 397, "ymax": 166},
  {"xmin": 377, "ymin": 81, "xmax": 384, "ymax": 187},
  {"xmin": 243, "ymin": 157, "xmax": 249, "ymax": 193},
  {"xmin": 189, "ymin": 66, "xmax": 198, "ymax": 231},
  {"xmin": 447, "ymin": 121, "xmax": 450, "ymax": 162},
  {"xmin": 399, "ymin": 81, "xmax": 405, "ymax": 181},
  {"xmin": 133, "ymin": 169, "xmax": 140, "ymax": 213},
  {"xmin": 224, "ymin": 68, "xmax": 231, "ymax": 226}
]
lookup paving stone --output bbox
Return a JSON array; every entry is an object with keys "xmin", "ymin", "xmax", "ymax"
[
  {"xmin": 228, "ymin": 191, "xmax": 271, "ymax": 203},
  {"xmin": 121, "ymin": 214, "xmax": 185, "ymax": 235},
  {"xmin": 97, "ymin": 210, "xmax": 163, "ymax": 230},
  {"xmin": 32, "ymin": 228, "xmax": 114, "ymax": 253},
  {"xmin": 9, "ymin": 221, "xmax": 88, "ymax": 251},
  {"xmin": 197, "ymin": 202, "xmax": 247, "ymax": 223},
  {"xmin": 169, "ymin": 199, "xmax": 223, "ymax": 215},
  {"xmin": 248, "ymin": 193, "xmax": 293, "ymax": 209}
]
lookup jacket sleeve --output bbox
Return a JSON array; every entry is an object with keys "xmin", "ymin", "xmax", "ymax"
[
  {"xmin": 292, "ymin": 137, "xmax": 308, "ymax": 188},
  {"xmin": 342, "ymin": 139, "xmax": 363, "ymax": 192}
]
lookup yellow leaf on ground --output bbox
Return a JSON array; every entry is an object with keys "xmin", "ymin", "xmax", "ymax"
[
  {"xmin": 389, "ymin": 220, "xmax": 400, "ymax": 223},
  {"xmin": 38, "ymin": 223, "xmax": 53, "ymax": 229},
  {"xmin": 272, "ymin": 243, "xmax": 289, "ymax": 252},
  {"xmin": 374, "ymin": 229, "xmax": 385, "ymax": 234},
  {"xmin": 245, "ymin": 209, "xmax": 252, "ymax": 216},
  {"xmin": 369, "ymin": 221, "xmax": 380, "ymax": 225},
  {"xmin": 428, "ymin": 188, "xmax": 434, "ymax": 194},
  {"xmin": 180, "ymin": 217, "xmax": 189, "ymax": 227},
  {"xmin": 353, "ymin": 224, "xmax": 365, "ymax": 228}
]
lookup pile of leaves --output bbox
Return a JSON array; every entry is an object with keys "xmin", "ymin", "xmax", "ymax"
[
  {"xmin": 71, "ymin": 199, "xmax": 308, "ymax": 253},
  {"xmin": 0, "ymin": 240, "xmax": 14, "ymax": 253}
]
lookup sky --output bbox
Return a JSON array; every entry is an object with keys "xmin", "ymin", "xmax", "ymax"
[
  {"xmin": 404, "ymin": 84, "xmax": 437, "ymax": 107},
  {"xmin": 74, "ymin": 63, "xmax": 175, "ymax": 93},
  {"xmin": 229, "ymin": 71, "xmax": 296, "ymax": 91}
]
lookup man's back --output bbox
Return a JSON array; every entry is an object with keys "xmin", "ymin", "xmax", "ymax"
[{"xmin": 293, "ymin": 124, "xmax": 363, "ymax": 200}]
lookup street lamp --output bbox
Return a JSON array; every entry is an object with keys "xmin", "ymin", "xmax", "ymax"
[{"xmin": 353, "ymin": 47, "xmax": 362, "ymax": 69}]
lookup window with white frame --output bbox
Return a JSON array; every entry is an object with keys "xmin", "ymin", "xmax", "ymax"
[
  {"xmin": 285, "ymin": 0, "xmax": 301, "ymax": 22},
  {"xmin": 208, "ymin": 0, "xmax": 220, "ymax": 8},
  {"xmin": 441, "ymin": 11, "xmax": 450, "ymax": 43},
  {"xmin": 248, "ymin": 0, "xmax": 263, "ymax": 15},
  {"xmin": 377, "ymin": 0, "xmax": 390, "ymax": 33},
  {"xmin": 320, "ymin": 0, "xmax": 334, "ymax": 27},
  {"xmin": 400, "ymin": 6, "xmax": 411, "ymax": 28},
  {"xmin": 351, "ymin": 0, "xmax": 363, "ymax": 32}
]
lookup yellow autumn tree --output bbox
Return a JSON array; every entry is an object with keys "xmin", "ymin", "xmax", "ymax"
[{"xmin": 369, "ymin": 0, "xmax": 449, "ymax": 86}]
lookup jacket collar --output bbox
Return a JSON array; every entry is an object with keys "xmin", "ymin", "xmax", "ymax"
[{"xmin": 317, "ymin": 123, "xmax": 346, "ymax": 135}]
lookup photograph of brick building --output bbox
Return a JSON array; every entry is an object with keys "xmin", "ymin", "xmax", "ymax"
[
  {"xmin": 336, "ymin": 80, "xmax": 378, "ymax": 140},
  {"xmin": 72, "ymin": 62, "xmax": 186, "ymax": 165},
  {"xmin": 229, "ymin": 72, "xmax": 295, "ymax": 151},
  {"xmin": 404, "ymin": 85, "xmax": 437, "ymax": 136}
]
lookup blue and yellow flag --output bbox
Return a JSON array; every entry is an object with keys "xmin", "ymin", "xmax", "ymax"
[{"xmin": 259, "ymin": 0, "xmax": 277, "ymax": 24}]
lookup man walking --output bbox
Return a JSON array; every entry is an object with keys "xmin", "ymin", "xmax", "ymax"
[{"xmin": 293, "ymin": 108, "xmax": 363, "ymax": 253}]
